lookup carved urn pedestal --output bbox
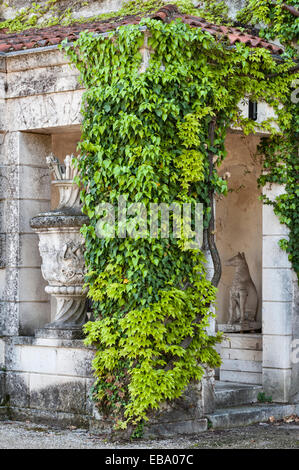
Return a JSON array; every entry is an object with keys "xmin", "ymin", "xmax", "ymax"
[{"xmin": 30, "ymin": 154, "xmax": 89, "ymax": 339}]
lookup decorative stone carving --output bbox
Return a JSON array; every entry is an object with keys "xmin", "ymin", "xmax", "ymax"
[
  {"xmin": 225, "ymin": 252, "xmax": 259, "ymax": 329},
  {"xmin": 46, "ymin": 154, "xmax": 81, "ymax": 209},
  {"xmin": 30, "ymin": 154, "xmax": 89, "ymax": 339}
]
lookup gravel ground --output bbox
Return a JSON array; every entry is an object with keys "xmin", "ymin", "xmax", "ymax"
[{"xmin": 0, "ymin": 419, "xmax": 298, "ymax": 449}]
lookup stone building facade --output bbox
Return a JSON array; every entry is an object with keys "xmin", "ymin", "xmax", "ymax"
[{"xmin": 0, "ymin": 1, "xmax": 298, "ymax": 433}]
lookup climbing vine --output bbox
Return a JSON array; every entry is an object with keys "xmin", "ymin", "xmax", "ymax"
[
  {"xmin": 62, "ymin": 6, "xmax": 297, "ymax": 431},
  {"xmin": 237, "ymin": 0, "xmax": 299, "ymax": 56}
]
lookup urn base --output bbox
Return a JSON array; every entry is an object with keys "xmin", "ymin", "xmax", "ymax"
[{"xmin": 35, "ymin": 325, "xmax": 86, "ymax": 340}]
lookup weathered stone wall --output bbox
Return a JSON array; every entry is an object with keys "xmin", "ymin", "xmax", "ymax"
[
  {"xmin": 261, "ymin": 183, "xmax": 298, "ymax": 403},
  {"xmin": 224, "ymin": 0, "xmax": 246, "ymax": 19},
  {"xmin": 0, "ymin": 0, "xmax": 247, "ymax": 22},
  {"xmin": 0, "ymin": 0, "xmax": 125, "ymax": 21},
  {"xmin": 0, "ymin": 55, "xmax": 7, "ymax": 337},
  {"xmin": 0, "ymin": 333, "xmax": 213, "ymax": 432},
  {"xmin": 0, "ymin": 131, "xmax": 52, "ymax": 337},
  {"xmin": 0, "ymin": 45, "xmax": 99, "ymax": 416},
  {"xmin": 291, "ymin": 273, "xmax": 299, "ymax": 402},
  {"xmin": 0, "ymin": 48, "xmax": 83, "ymax": 337},
  {"xmin": 1, "ymin": 336, "xmax": 95, "ymax": 427}
]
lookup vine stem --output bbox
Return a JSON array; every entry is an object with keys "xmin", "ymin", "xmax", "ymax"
[
  {"xmin": 268, "ymin": 2, "xmax": 299, "ymax": 17},
  {"xmin": 282, "ymin": 3, "xmax": 299, "ymax": 17},
  {"xmin": 207, "ymin": 118, "xmax": 222, "ymax": 288},
  {"xmin": 163, "ymin": 120, "xmax": 223, "ymax": 372}
]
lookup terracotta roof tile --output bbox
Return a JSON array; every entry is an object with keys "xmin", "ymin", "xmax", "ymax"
[
  {"xmin": 0, "ymin": 43, "xmax": 10, "ymax": 52},
  {"xmin": 0, "ymin": 4, "xmax": 283, "ymax": 55}
]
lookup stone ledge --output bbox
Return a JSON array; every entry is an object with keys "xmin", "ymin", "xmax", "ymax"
[
  {"xmin": 207, "ymin": 403, "xmax": 299, "ymax": 429},
  {"xmin": 11, "ymin": 335, "xmax": 95, "ymax": 350},
  {"xmin": 9, "ymin": 406, "xmax": 90, "ymax": 429},
  {"xmin": 35, "ymin": 328, "xmax": 85, "ymax": 341},
  {"xmin": 89, "ymin": 417, "xmax": 208, "ymax": 440},
  {"xmin": 220, "ymin": 370, "xmax": 262, "ymax": 385},
  {"xmin": 143, "ymin": 418, "xmax": 208, "ymax": 439},
  {"xmin": 218, "ymin": 322, "xmax": 261, "ymax": 333},
  {"xmin": 221, "ymin": 333, "xmax": 262, "ymax": 351}
]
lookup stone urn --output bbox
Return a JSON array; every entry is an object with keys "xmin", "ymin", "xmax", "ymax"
[{"xmin": 30, "ymin": 154, "xmax": 89, "ymax": 339}]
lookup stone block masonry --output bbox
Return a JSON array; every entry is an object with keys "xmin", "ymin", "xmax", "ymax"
[
  {"xmin": 220, "ymin": 334, "xmax": 263, "ymax": 385},
  {"xmin": 1, "ymin": 336, "xmax": 95, "ymax": 427},
  {"xmin": 262, "ymin": 183, "xmax": 298, "ymax": 403},
  {"xmin": 0, "ymin": 335, "xmax": 214, "ymax": 434}
]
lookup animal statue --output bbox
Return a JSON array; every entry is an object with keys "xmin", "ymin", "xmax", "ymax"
[{"xmin": 225, "ymin": 252, "xmax": 258, "ymax": 325}]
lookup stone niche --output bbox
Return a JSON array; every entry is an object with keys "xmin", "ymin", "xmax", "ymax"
[
  {"xmin": 48, "ymin": 130, "xmax": 83, "ymax": 324},
  {"xmin": 0, "ymin": 128, "xmax": 96, "ymax": 427},
  {"xmin": 216, "ymin": 132, "xmax": 262, "ymax": 326},
  {"xmin": 51, "ymin": 131, "xmax": 81, "ymax": 210},
  {"xmin": 30, "ymin": 151, "xmax": 89, "ymax": 339},
  {"xmin": 215, "ymin": 132, "xmax": 263, "ymax": 384}
]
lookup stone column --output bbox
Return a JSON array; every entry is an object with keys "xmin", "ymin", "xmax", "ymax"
[
  {"xmin": 0, "ymin": 131, "xmax": 51, "ymax": 336},
  {"xmin": 291, "ymin": 276, "xmax": 299, "ymax": 402},
  {"xmin": 262, "ymin": 183, "xmax": 297, "ymax": 402}
]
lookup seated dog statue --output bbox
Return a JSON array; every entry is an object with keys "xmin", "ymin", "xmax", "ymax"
[{"xmin": 225, "ymin": 252, "xmax": 258, "ymax": 326}]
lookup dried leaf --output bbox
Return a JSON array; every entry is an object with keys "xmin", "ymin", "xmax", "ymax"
[{"xmin": 284, "ymin": 416, "xmax": 294, "ymax": 423}]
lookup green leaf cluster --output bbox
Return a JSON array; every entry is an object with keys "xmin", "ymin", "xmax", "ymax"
[
  {"xmin": 237, "ymin": 0, "xmax": 299, "ymax": 56},
  {"xmin": 62, "ymin": 15, "xmax": 297, "ymax": 430}
]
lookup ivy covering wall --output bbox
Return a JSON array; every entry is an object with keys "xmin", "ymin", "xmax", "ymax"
[{"xmin": 62, "ymin": 5, "xmax": 297, "ymax": 431}]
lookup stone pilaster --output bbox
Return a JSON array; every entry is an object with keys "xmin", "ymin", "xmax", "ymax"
[
  {"xmin": 0, "ymin": 131, "xmax": 51, "ymax": 336},
  {"xmin": 262, "ymin": 183, "xmax": 297, "ymax": 402}
]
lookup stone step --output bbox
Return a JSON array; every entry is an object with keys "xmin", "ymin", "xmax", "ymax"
[
  {"xmin": 215, "ymin": 381, "xmax": 262, "ymax": 408},
  {"xmin": 207, "ymin": 403, "xmax": 299, "ymax": 429}
]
